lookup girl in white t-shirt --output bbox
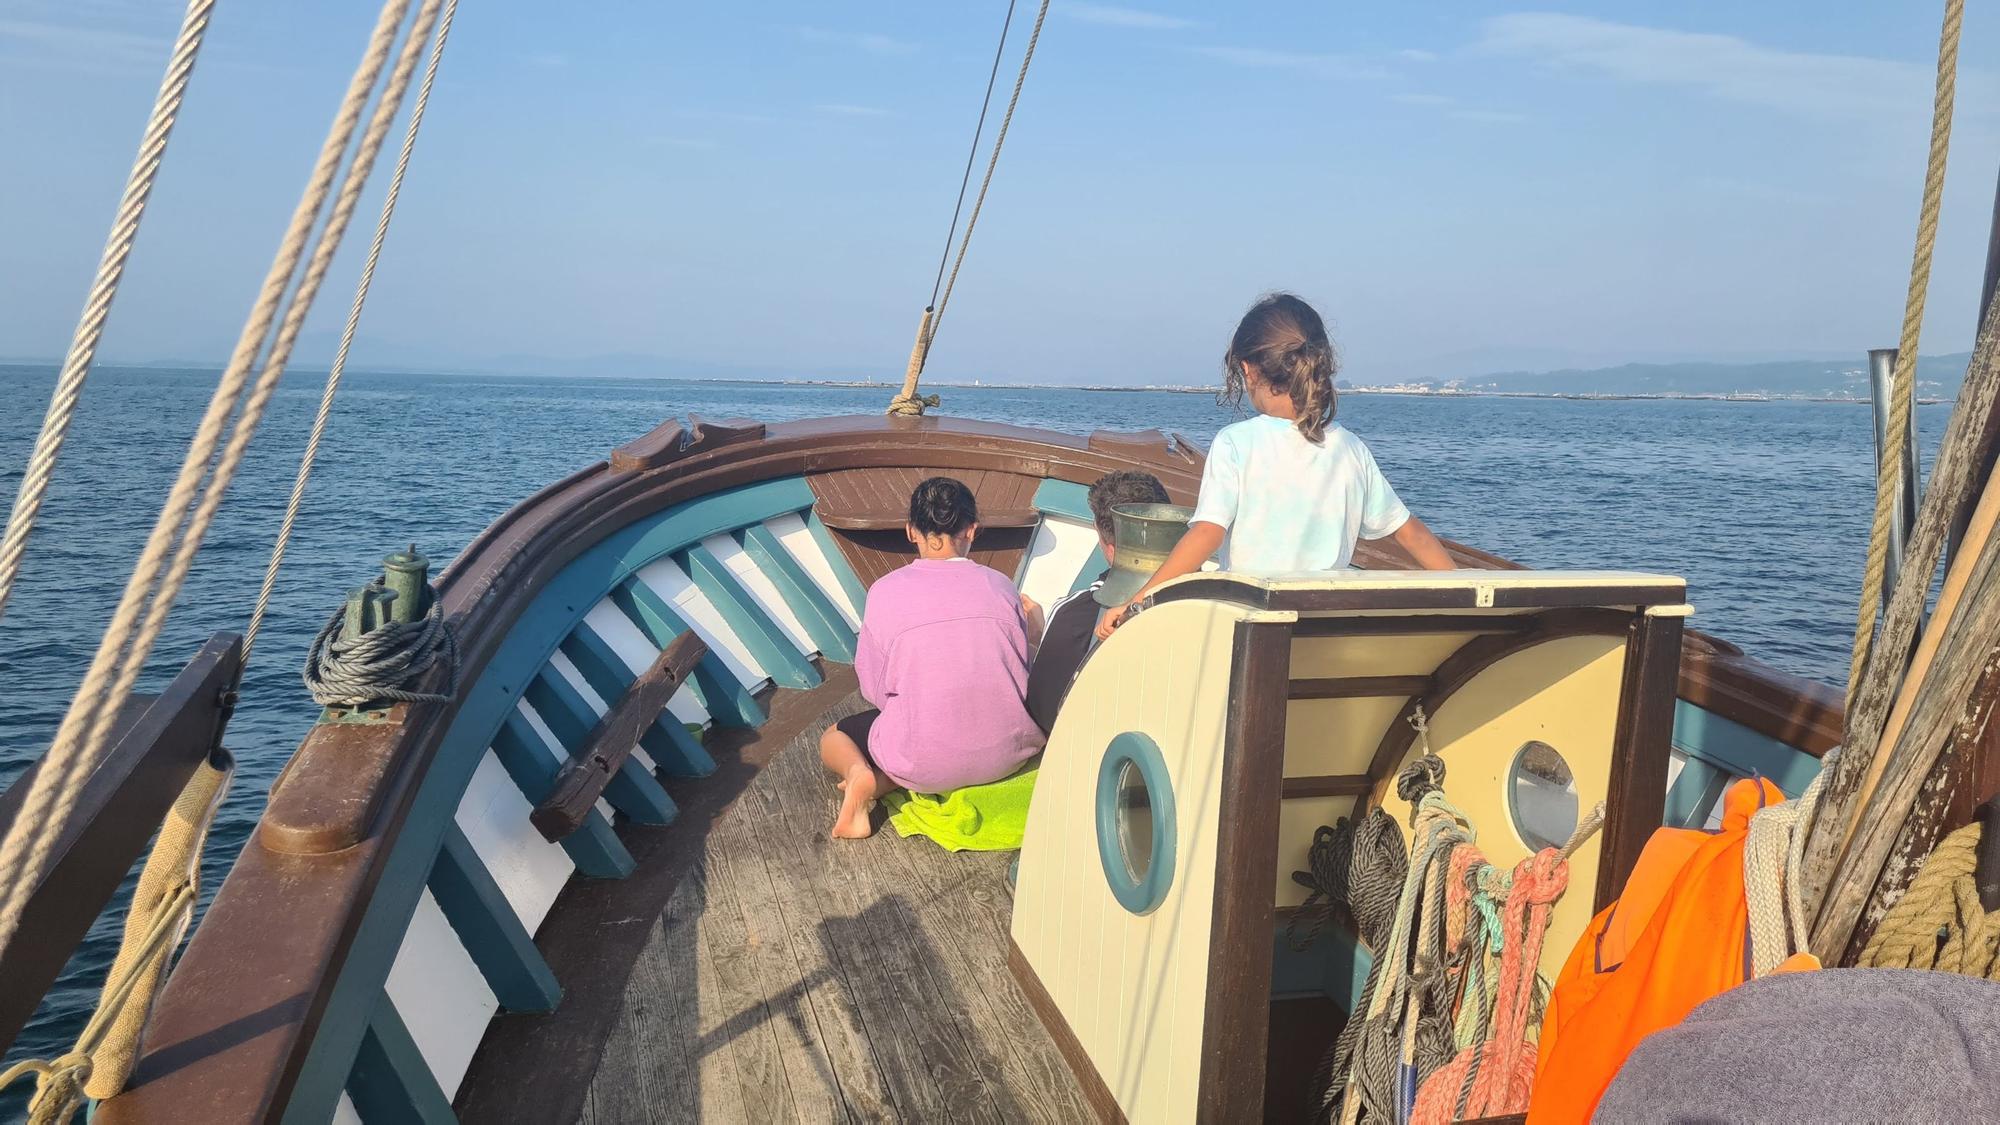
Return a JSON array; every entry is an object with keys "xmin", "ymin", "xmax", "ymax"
[{"xmin": 1097, "ymin": 292, "xmax": 1455, "ymax": 637}]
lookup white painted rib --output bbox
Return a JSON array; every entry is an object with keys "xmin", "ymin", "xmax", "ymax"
[
  {"xmin": 384, "ymin": 889, "xmax": 498, "ymax": 1100},
  {"xmin": 766, "ymin": 511, "xmax": 863, "ymax": 628},
  {"xmin": 334, "ymin": 1093, "xmax": 362, "ymax": 1125},
  {"xmin": 703, "ymin": 533, "xmax": 817, "ymax": 655},
  {"xmin": 454, "ymin": 750, "xmax": 573, "ymax": 934},
  {"xmin": 544, "ymin": 651, "xmax": 661, "ymax": 775},
  {"xmin": 1018, "ymin": 515, "xmax": 1101, "ymax": 611},
  {"xmin": 633, "ymin": 557, "xmax": 769, "ymax": 689},
  {"xmin": 582, "ymin": 600, "xmax": 710, "ymax": 727}
]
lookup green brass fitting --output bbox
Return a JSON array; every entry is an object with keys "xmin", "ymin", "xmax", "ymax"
[{"xmin": 381, "ymin": 544, "xmax": 431, "ymax": 625}]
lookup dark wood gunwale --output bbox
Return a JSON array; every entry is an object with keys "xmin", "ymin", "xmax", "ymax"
[
  {"xmin": 98, "ymin": 414, "xmax": 1841, "ymax": 1122},
  {"xmin": 0, "ymin": 632, "xmax": 241, "ymax": 1055}
]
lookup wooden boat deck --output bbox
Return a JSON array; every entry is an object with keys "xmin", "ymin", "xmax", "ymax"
[{"xmin": 454, "ymin": 668, "xmax": 1091, "ymax": 1123}]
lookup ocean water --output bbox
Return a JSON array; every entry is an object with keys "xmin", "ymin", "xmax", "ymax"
[{"xmin": 0, "ymin": 363, "xmax": 1948, "ymax": 1064}]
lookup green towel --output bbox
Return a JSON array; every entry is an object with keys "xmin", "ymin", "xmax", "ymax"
[{"xmin": 883, "ymin": 762, "xmax": 1039, "ymax": 852}]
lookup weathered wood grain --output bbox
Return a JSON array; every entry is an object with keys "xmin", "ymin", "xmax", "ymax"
[{"xmin": 533, "ymin": 632, "xmax": 707, "ymax": 841}]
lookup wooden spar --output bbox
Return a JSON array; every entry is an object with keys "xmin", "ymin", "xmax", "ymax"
[
  {"xmin": 0, "ymin": 632, "xmax": 241, "ymax": 1054},
  {"xmin": 531, "ymin": 631, "xmax": 707, "ymax": 841},
  {"xmin": 1808, "ymin": 312, "xmax": 2000, "ymax": 958}
]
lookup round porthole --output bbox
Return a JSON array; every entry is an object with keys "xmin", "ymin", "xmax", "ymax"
[
  {"xmin": 1096, "ymin": 732, "xmax": 1176, "ymax": 915},
  {"xmin": 1508, "ymin": 740, "xmax": 1579, "ymax": 852}
]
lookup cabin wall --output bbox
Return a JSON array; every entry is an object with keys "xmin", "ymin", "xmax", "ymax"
[
  {"xmin": 1012, "ymin": 598, "xmax": 1250, "ymax": 1125},
  {"xmin": 1367, "ymin": 633, "xmax": 1629, "ymax": 982}
]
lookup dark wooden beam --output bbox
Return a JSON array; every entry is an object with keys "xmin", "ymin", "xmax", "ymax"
[
  {"xmin": 1595, "ymin": 611, "xmax": 1685, "ymax": 911},
  {"xmin": 1291, "ymin": 614, "xmax": 1533, "ymax": 637},
  {"xmin": 532, "ymin": 632, "xmax": 707, "ymax": 841},
  {"xmin": 1281, "ymin": 775, "xmax": 1372, "ymax": 799},
  {"xmin": 1199, "ymin": 619, "xmax": 1292, "ymax": 1121},
  {"xmin": 0, "ymin": 632, "xmax": 241, "ymax": 1054},
  {"xmin": 1287, "ymin": 675, "xmax": 1431, "ymax": 700},
  {"xmin": 813, "ymin": 507, "xmax": 1041, "ymax": 532}
]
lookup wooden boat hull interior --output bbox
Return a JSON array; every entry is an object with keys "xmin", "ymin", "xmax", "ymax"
[{"xmin": 84, "ymin": 416, "xmax": 1835, "ymax": 1124}]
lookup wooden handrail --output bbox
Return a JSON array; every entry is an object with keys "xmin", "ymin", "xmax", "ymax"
[
  {"xmin": 531, "ymin": 632, "xmax": 707, "ymax": 841},
  {"xmin": 0, "ymin": 632, "xmax": 241, "ymax": 1054}
]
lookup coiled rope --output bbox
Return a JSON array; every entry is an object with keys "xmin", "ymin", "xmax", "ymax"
[
  {"xmin": 1858, "ymin": 821, "xmax": 2000, "ymax": 978},
  {"xmin": 1743, "ymin": 749, "xmax": 1839, "ymax": 976},
  {"xmin": 889, "ymin": 0, "xmax": 1053, "ymax": 415},
  {"xmin": 302, "ymin": 582, "xmax": 458, "ymax": 707},
  {"xmin": 0, "ymin": 0, "xmax": 215, "ymax": 626},
  {"xmin": 1846, "ymin": 0, "xmax": 1963, "ymax": 709}
]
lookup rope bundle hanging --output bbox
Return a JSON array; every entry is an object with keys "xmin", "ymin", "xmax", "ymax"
[
  {"xmin": 889, "ymin": 0, "xmax": 1053, "ymax": 416},
  {"xmin": 303, "ymin": 580, "xmax": 458, "ymax": 707},
  {"xmin": 1321, "ymin": 756, "xmax": 1601, "ymax": 1125}
]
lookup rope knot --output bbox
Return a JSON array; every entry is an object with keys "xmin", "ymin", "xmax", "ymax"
[{"xmin": 1396, "ymin": 754, "xmax": 1447, "ymax": 807}]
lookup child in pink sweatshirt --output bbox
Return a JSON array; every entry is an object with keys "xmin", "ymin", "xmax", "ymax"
[{"xmin": 818, "ymin": 477, "xmax": 1044, "ymax": 839}]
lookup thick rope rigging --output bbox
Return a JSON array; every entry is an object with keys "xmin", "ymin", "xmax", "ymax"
[
  {"xmin": 1845, "ymin": 0, "xmax": 1962, "ymax": 709},
  {"xmin": 926, "ymin": 0, "xmax": 1018, "ymax": 312},
  {"xmin": 0, "ymin": 0, "xmax": 431, "ymax": 999},
  {"xmin": 889, "ymin": 0, "xmax": 1052, "ymax": 415},
  {"xmin": 0, "ymin": 0, "xmax": 216, "ymax": 627},
  {"xmin": 302, "ymin": 582, "xmax": 458, "ymax": 706},
  {"xmin": 242, "ymin": 0, "xmax": 460, "ymax": 665},
  {"xmin": 1857, "ymin": 820, "xmax": 2000, "ymax": 978}
]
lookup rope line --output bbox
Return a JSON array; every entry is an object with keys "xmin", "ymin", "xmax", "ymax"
[
  {"xmin": 891, "ymin": 0, "xmax": 1052, "ymax": 414},
  {"xmin": 1858, "ymin": 820, "xmax": 2000, "ymax": 978},
  {"xmin": 243, "ymin": 0, "xmax": 459, "ymax": 663},
  {"xmin": 0, "ymin": 0, "xmax": 216, "ymax": 627},
  {"xmin": 302, "ymin": 585, "xmax": 458, "ymax": 706},
  {"xmin": 927, "ymin": 0, "xmax": 1018, "ymax": 310},
  {"xmin": 0, "ymin": 0, "xmax": 422, "ymax": 959},
  {"xmin": 1846, "ymin": 0, "xmax": 1963, "ymax": 710}
]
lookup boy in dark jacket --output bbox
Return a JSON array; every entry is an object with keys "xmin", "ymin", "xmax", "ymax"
[{"xmin": 1023, "ymin": 470, "xmax": 1171, "ymax": 735}]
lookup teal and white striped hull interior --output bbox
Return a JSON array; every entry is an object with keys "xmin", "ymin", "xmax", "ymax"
[{"xmin": 309, "ymin": 474, "xmax": 1106, "ymax": 1123}]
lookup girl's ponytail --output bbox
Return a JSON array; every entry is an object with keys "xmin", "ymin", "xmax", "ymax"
[{"xmin": 1222, "ymin": 293, "xmax": 1339, "ymax": 444}]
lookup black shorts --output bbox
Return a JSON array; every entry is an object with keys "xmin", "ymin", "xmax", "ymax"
[{"xmin": 835, "ymin": 708, "xmax": 881, "ymax": 763}]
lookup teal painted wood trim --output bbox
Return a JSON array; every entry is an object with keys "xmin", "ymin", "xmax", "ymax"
[
  {"xmin": 804, "ymin": 507, "xmax": 870, "ymax": 616},
  {"xmin": 737, "ymin": 524, "xmax": 858, "ymax": 662},
  {"xmin": 1031, "ymin": 477, "xmax": 1094, "ymax": 522},
  {"xmin": 429, "ymin": 824, "xmax": 561, "ymax": 1013},
  {"xmin": 1663, "ymin": 754, "xmax": 1732, "ymax": 829},
  {"xmin": 1268, "ymin": 922, "xmax": 1372, "ymax": 1016},
  {"xmin": 611, "ymin": 579, "xmax": 766, "ymax": 728},
  {"xmin": 1672, "ymin": 700, "xmax": 1823, "ymax": 798},
  {"xmin": 559, "ymin": 625, "xmax": 715, "ymax": 777},
  {"xmin": 677, "ymin": 544, "xmax": 822, "ymax": 689},
  {"xmin": 1069, "ymin": 545, "xmax": 1110, "ymax": 596},
  {"xmin": 491, "ymin": 710, "xmax": 635, "ymax": 879},
  {"xmin": 346, "ymin": 995, "xmax": 455, "ymax": 1124},
  {"xmin": 524, "ymin": 669, "xmax": 677, "ymax": 826},
  {"xmin": 282, "ymin": 477, "xmax": 818, "ymax": 1122}
]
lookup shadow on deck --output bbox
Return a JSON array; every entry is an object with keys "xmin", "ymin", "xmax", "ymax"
[{"xmin": 454, "ymin": 671, "xmax": 1090, "ymax": 1123}]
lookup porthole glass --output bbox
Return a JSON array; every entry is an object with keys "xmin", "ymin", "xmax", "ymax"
[
  {"xmin": 1116, "ymin": 759, "xmax": 1154, "ymax": 883},
  {"xmin": 1508, "ymin": 740, "xmax": 1579, "ymax": 852},
  {"xmin": 1096, "ymin": 733, "xmax": 1176, "ymax": 914}
]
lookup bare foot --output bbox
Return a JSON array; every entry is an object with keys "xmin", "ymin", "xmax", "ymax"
[{"xmin": 831, "ymin": 764, "xmax": 880, "ymax": 839}]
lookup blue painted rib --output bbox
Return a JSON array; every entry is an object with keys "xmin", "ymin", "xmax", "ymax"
[
  {"xmin": 559, "ymin": 624, "xmax": 715, "ymax": 777},
  {"xmin": 1672, "ymin": 700, "xmax": 1822, "ymax": 798},
  {"xmin": 612, "ymin": 578, "xmax": 766, "ymax": 728},
  {"xmin": 737, "ymin": 523, "xmax": 858, "ymax": 662},
  {"xmin": 678, "ymin": 543, "xmax": 822, "ymax": 689},
  {"xmin": 1663, "ymin": 754, "xmax": 1731, "ymax": 829},
  {"xmin": 347, "ymin": 995, "xmax": 455, "ymax": 1124},
  {"xmin": 283, "ymin": 478, "xmax": 820, "ymax": 1122},
  {"xmin": 429, "ymin": 824, "xmax": 562, "ymax": 1012},
  {"xmin": 804, "ymin": 507, "xmax": 870, "ymax": 617},
  {"xmin": 523, "ymin": 669, "xmax": 676, "ymax": 826},
  {"xmin": 491, "ymin": 710, "xmax": 634, "ymax": 879}
]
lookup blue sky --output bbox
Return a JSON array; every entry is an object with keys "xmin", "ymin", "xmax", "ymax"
[{"xmin": 2, "ymin": 1, "xmax": 1997, "ymax": 384}]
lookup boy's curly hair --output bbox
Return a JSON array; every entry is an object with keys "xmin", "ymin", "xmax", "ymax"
[{"xmin": 1086, "ymin": 471, "xmax": 1170, "ymax": 541}]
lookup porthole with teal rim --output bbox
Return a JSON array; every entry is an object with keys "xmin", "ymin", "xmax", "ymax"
[{"xmin": 1096, "ymin": 732, "xmax": 1177, "ymax": 915}]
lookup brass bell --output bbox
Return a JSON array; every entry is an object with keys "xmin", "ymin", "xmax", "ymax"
[{"xmin": 1094, "ymin": 503, "xmax": 1195, "ymax": 607}]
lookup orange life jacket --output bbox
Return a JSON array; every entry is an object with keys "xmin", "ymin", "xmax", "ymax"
[{"xmin": 1529, "ymin": 777, "xmax": 1814, "ymax": 1123}]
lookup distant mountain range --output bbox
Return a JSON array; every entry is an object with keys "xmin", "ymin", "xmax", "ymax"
[{"xmin": 1346, "ymin": 353, "xmax": 1972, "ymax": 400}]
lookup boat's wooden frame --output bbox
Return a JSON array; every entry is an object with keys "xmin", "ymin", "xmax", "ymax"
[{"xmin": 82, "ymin": 415, "xmax": 1838, "ymax": 1123}]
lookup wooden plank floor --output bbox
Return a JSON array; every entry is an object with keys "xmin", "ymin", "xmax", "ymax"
[{"xmin": 576, "ymin": 692, "xmax": 1094, "ymax": 1124}]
